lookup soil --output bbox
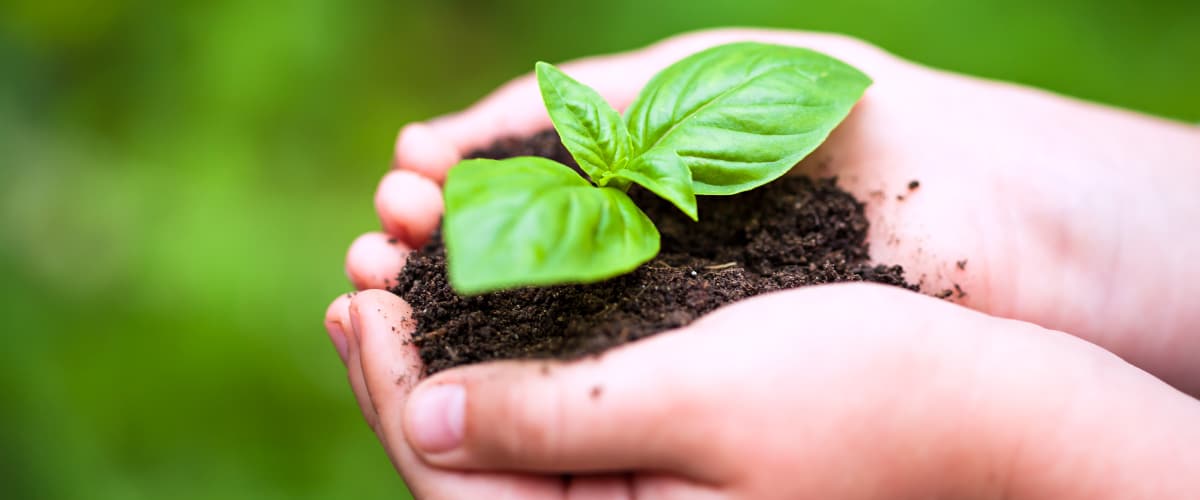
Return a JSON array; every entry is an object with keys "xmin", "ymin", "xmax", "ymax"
[{"xmin": 392, "ymin": 131, "xmax": 918, "ymax": 375}]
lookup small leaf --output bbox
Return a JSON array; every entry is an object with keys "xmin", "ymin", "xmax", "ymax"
[
  {"xmin": 614, "ymin": 149, "xmax": 697, "ymax": 220},
  {"xmin": 625, "ymin": 42, "xmax": 872, "ymax": 195},
  {"xmin": 536, "ymin": 62, "xmax": 632, "ymax": 183},
  {"xmin": 443, "ymin": 156, "xmax": 659, "ymax": 294}
]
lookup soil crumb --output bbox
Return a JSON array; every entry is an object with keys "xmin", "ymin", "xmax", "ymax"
[{"xmin": 393, "ymin": 131, "xmax": 918, "ymax": 374}]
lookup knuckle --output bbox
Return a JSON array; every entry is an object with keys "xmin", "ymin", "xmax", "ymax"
[
  {"xmin": 517, "ymin": 383, "xmax": 568, "ymax": 461},
  {"xmin": 473, "ymin": 377, "xmax": 569, "ymax": 464}
]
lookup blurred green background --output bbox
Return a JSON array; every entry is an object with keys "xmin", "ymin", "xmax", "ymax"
[{"xmin": 1, "ymin": 0, "xmax": 1196, "ymax": 498}]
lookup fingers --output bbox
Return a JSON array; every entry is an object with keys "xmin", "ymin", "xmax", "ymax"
[
  {"xmin": 326, "ymin": 292, "xmax": 380, "ymax": 431},
  {"xmin": 351, "ymin": 290, "xmax": 416, "ymax": 464},
  {"xmin": 349, "ymin": 290, "xmax": 567, "ymax": 499},
  {"xmin": 353, "ymin": 290, "xmax": 421, "ymax": 431},
  {"xmin": 401, "ymin": 333, "xmax": 718, "ymax": 480},
  {"xmin": 349, "ymin": 168, "xmax": 436, "ymax": 293},
  {"xmin": 422, "ymin": 48, "xmax": 660, "ymax": 158},
  {"xmin": 393, "ymin": 123, "xmax": 462, "ymax": 184},
  {"xmin": 345, "ymin": 232, "xmax": 410, "ymax": 290},
  {"xmin": 374, "ymin": 170, "xmax": 443, "ymax": 248},
  {"xmin": 415, "ymin": 28, "xmax": 903, "ymax": 174}
]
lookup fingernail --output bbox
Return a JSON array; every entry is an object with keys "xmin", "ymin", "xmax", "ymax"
[
  {"xmin": 327, "ymin": 320, "xmax": 349, "ymax": 363},
  {"xmin": 408, "ymin": 384, "xmax": 465, "ymax": 453}
]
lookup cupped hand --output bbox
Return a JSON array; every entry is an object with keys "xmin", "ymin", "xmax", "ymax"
[
  {"xmin": 333, "ymin": 28, "xmax": 1200, "ymax": 393},
  {"xmin": 329, "ymin": 284, "xmax": 1200, "ymax": 498}
]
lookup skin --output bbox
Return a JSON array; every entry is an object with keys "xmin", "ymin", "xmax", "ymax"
[{"xmin": 323, "ymin": 29, "xmax": 1200, "ymax": 499}]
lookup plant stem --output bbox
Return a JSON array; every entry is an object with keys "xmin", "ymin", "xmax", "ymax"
[{"xmin": 596, "ymin": 173, "xmax": 632, "ymax": 192}]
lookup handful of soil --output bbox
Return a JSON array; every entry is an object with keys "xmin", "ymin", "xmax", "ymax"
[{"xmin": 392, "ymin": 131, "xmax": 917, "ymax": 374}]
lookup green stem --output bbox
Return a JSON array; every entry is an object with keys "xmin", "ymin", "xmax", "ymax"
[{"xmin": 597, "ymin": 172, "xmax": 632, "ymax": 192}]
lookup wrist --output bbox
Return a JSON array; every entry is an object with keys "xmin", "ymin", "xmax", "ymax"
[
  {"xmin": 949, "ymin": 318, "xmax": 1200, "ymax": 499},
  {"xmin": 1086, "ymin": 119, "xmax": 1200, "ymax": 395}
]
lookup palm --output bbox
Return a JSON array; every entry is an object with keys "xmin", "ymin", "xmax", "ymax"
[
  {"xmin": 797, "ymin": 74, "xmax": 1097, "ymax": 334},
  {"xmin": 782, "ymin": 55, "xmax": 1198, "ymax": 389}
]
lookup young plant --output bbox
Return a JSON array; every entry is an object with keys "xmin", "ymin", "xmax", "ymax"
[{"xmin": 443, "ymin": 42, "xmax": 871, "ymax": 294}]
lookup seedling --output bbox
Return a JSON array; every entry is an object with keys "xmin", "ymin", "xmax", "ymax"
[{"xmin": 443, "ymin": 42, "xmax": 870, "ymax": 294}]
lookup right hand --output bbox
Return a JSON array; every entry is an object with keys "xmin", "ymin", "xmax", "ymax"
[{"xmin": 330, "ymin": 284, "xmax": 1200, "ymax": 499}]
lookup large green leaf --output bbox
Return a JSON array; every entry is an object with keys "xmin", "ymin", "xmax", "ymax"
[
  {"xmin": 625, "ymin": 42, "xmax": 872, "ymax": 195},
  {"xmin": 443, "ymin": 157, "xmax": 660, "ymax": 294},
  {"xmin": 536, "ymin": 62, "xmax": 631, "ymax": 184}
]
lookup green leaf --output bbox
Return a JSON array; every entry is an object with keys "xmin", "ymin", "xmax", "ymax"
[
  {"xmin": 613, "ymin": 149, "xmax": 697, "ymax": 220},
  {"xmin": 443, "ymin": 156, "xmax": 660, "ymax": 294},
  {"xmin": 536, "ymin": 62, "xmax": 631, "ymax": 184},
  {"xmin": 624, "ymin": 42, "xmax": 872, "ymax": 195},
  {"xmin": 536, "ymin": 62, "xmax": 696, "ymax": 218}
]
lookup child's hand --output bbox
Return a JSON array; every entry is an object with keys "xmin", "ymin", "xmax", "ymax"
[
  {"xmin": 330, "ymin": 284, "xmax": 1200, "ymax": 499},
  {"xmin": 331, "ymin": 28, "xmax": 1200, "ymax": 395}
]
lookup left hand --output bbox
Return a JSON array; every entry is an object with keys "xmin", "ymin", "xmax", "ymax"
[
  {"xmin": 327, "ymin": 284, "xmax": 1200, "ymax": 499},
  {"xmin": 332, "ymin": 28, "xmax": 1200, "ymax": 395}
]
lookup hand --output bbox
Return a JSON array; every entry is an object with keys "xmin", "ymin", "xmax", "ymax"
[
  {"xmin": 330, "ymin": 284, "xmax": 1200, "ymax": 498},
  {"xmin": 332, "ymin": 28, "xmax": 1200, "ymax": 394}
]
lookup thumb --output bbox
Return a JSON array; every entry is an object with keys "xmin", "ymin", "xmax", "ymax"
[{"xmin": 401, "ymin": 328, "xmax": 720, "ymax": 480}]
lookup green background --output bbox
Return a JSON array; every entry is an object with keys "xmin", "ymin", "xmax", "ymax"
[{"xmin": 1, "ymin": 0, "xmax": 1196, "ymax": 498}]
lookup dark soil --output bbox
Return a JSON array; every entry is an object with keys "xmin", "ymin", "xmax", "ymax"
[{"xmin": 392, "ymin": 131, "xmax": 917, "ymax": 375}]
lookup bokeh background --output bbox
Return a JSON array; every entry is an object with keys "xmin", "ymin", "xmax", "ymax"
[{"xmin": 1, "ymin": 0, "xmax": 1197, "ymax": 498}]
